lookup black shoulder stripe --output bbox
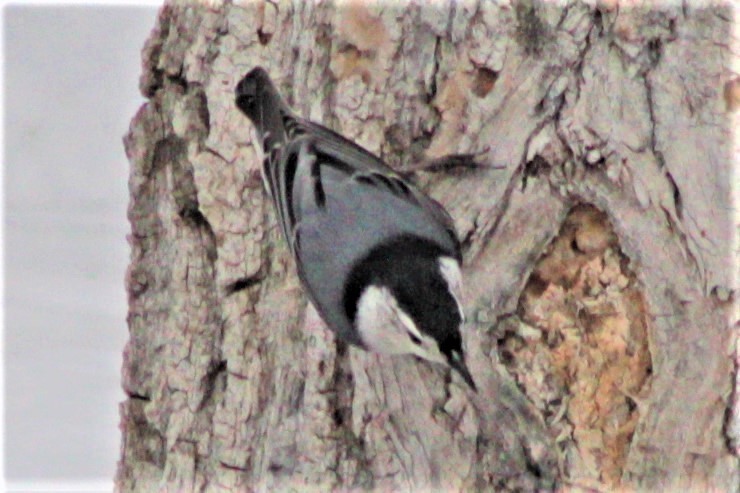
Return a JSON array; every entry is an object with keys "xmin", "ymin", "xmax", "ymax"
[
  {"xmin": 374, "ymin": 173, "xmax": 395, "ymax": 190},
  {"xmin": 353, "ymin": 172, "xmax": 417, "ymax": 201},
  {"xmin": 310, "ymin": 155, "xmax": 326, "ymax": 208},
  {"xmin": 391, "ymin": 177, "xmax": 412, "ymax": 196},
  {"xmin": 355, "ymin": 174, "xmax": 373, "ymax": 185},
  {"xmin": 283, "ymin": 152, "xmax": 299, "ymax": 227}
]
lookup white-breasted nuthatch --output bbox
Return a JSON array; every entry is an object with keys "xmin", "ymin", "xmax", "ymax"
[{"xmin": 235, "ymin": 67, "xmax": 476, "ymax": 391}]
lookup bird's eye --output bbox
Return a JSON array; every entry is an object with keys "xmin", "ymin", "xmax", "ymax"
[
  {"xmin": 237, "ymin": 94, "xmax": 256, "ymax": 111},
  {"xmin": 407, "ymin": 331, "xmax": 422, "ymax": 345}
]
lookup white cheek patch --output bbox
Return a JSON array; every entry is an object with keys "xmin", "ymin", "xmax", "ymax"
[
  {"xmin": 355, "ymin": 285, "xmax": 448, "ymax": 366},
  {"xmin": 438, "ymin": 257, "xmax": 465, "ymax": 322},
  {"xmin": 397, "ymin": 311, "xmax": 446, "ymax": 364},
  {"xmin": 396, "ymin": 309, "xmax": 423, "ymax": 343}
]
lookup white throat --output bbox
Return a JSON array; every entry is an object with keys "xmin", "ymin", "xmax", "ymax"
[{"xmin": 355, "ymin": 285, "xmax": 446, "ymax": 364}]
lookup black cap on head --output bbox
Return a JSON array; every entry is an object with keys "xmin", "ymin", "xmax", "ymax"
[
  {"xmin": 235, "ymin": 67, "xmax": 288, "ymax": 152},
  {"xmin": 235, "ymin": 67, "xmax": 272, "ymax": 120}
]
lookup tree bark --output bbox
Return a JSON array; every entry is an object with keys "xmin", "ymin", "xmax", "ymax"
[{"xmin": 117, "ymin": 1, "xmax": 739, "ymax": 491}]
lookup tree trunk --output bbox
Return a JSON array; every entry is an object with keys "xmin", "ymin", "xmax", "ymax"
[{"xmin": 117, "ymin": 1, "xmax": 739, "ymax": 491}]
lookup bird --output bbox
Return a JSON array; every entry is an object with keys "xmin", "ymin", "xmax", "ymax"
[{"xmin": 235, "ymin": 67, "xmax": 476, "ymax": 391}]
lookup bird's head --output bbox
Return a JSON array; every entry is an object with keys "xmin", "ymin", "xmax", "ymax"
[
  {"xmin": 344, "ymin": 235, "xmax": 476, "ymax": 391},
  {"xmin": 235, "ymin": 67, "xmax": 273, "ymax": 117},
  {"xmin": 235, "ymin": 66, "xmax": 286, "ymax": 148}
]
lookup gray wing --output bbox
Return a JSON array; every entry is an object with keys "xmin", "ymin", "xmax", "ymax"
[
  {"xmin": 279, "ymin": 117, "xmax": 460, "ymax": 255},
  {"xmin": 275, "ymin": 128, "xmax": 460, "ymax": 345}
]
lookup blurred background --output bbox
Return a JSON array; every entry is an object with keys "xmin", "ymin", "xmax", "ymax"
[{"xmin": 4, "ymin": 5, "xmax": 159, "ymax": 490}]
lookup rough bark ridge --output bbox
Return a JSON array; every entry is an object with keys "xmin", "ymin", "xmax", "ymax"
[{"xmin": 118, "ymin": 1, "xmax": 739, "ymax": 491}]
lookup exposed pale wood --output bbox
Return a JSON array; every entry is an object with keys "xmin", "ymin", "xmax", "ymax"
[{"xmin": 117, "ymin": 1, "xmax": 738, "ymax": 491}]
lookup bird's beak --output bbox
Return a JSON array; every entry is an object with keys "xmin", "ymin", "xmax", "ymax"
[{"xmin": 448, "ymin": 350, "xmax": 477, "ymax": 392}]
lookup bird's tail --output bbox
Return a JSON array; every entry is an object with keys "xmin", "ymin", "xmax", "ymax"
[{"xmin": 235, "ymin": 67, "xmax": 290, "ymax": 156}]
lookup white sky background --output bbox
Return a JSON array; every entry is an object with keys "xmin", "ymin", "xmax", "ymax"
[{"xmin": 4, "ymin": 4, "xmax": 159, "ymax": 485}]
